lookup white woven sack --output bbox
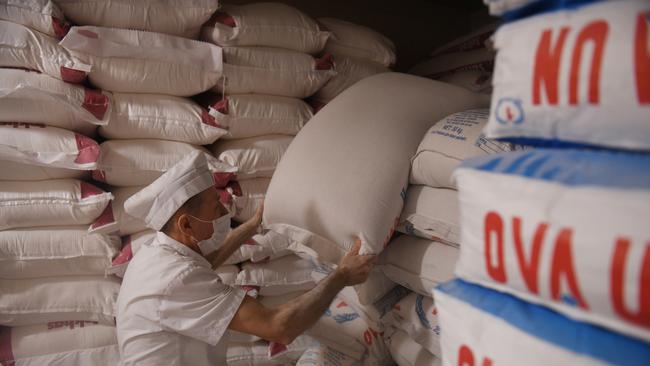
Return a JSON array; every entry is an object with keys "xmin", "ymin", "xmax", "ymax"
[
  {"xmin": 94, "ymin": 140, "xmax": 234, "ymax": 187},
  {"xmin": 386, "ymin": 328, "xmax": 440, "ymax": 366},
  {"xmin": 0, "ymin": 123, "xmax": 100, "ymax": 171},
  {"xmin": 216, "ymin": 46, "xmax": 335, "ymax": 98},
  {"xmin": 410, "ymin": 109, "xmax": 518, "ymax": 189},
  {"xmin": 0, "ymin": 275, "xmax": 121, "ymax": 326},
  {"xmin": 482, "ymin": 0, "xmax": 535, "ymax": 16},
  {"xmin": 99, "ymin": 93, "xmax": 227, "ymax": 145},
  {"xmin": 236, "ymin": 255, "xmax": 316, "ymax": 296},
  {"xmin": 437, "ymin": 69, "xmax": 493, "ymax": 94},
  {"xmin": 380, "ymin": 235, "xmax": 458, "ymax": 297},
  {"xmin": 318, "ymin": 18, "xmax": 396, "ymax": 67},
  {"xmin": 227, "ymin": 336, "xmax": 314, "ymax": 366},
  {"xmin": 296, "ymin": 342, "xmax": 361, "ymax": 366},
  {"xmin": 0, "ymin": 68, "xmax": 111, "ymax": 136},
  {"xmin": 485, "ymin": 1, "xmax": 650, "ymax": 150},
  {"xmin": 201, "ymin": 93, "xmax": 312, "ymax": 139},
  {"xmin": 0, "ymin": 321, "xmax": 119, "ymax": 366},
  {"xmin": 434, "ymin": 279, "xmax": 650, "ymax": 366},
  {"xmin": 0, "ymin": 20, "xmax": 89, "ymax": 83},
  {"xmin": 0, "ymin": 160, "xmax": 88, "ymax": 181},
  {"xmin": 386, "ymin": 292, "xmax": 441, "ymax": 357},
  {"xmin": 264, "ymin": 73, "xmax": 489, "ymax": 265},
  {"xmin": 212, "ymin": 135, "xmax": 293, "ymax": 180},
  {"xmin": 224, "ymin": 231, "xmax": 293, "ymax": 265},
  {"xmin": 60, "ymin": 26, "xmax": 223, "ymax": 96},
  {"xmin": 410, "ymin": 48, "xmax": 495, "ymax": 81},
  {"xmin": 430, "ymin": 23, "xmax": 497, "ymax": 57},
  {"xmin": 0, "ymin": 179, "xmax": 112, "ymax": 231},
  {"xmin": 0, "ymin": 226, "xmax": 120, "ymax": 279},
  {"xmin": 313, "ymin": 56, "xmax": 388, "ymax": 103},
  {"xmin": 53, "ymin": 0, "xmax": 219, "ymax": 38},
  {"xmin": 234, "ymin": 178, "xmax": 269, "ymax": 223},
  {"xmin": 454, "ymin": 148, "xmax": 650, "ymax": 342},
  {"xmin": 0, "ymin": 0, "xmax": 70, "ymax": 38},
  {"xmin": 397, "ymin": 186, "xmax": 460, "ymax": 247},
  {"xmin": 202, "ymin": 3, "xmax": 329, "ymax": 54},
  {"xmin": 307, "ymin": 295, "xmax": 392, "ymax": 366}
]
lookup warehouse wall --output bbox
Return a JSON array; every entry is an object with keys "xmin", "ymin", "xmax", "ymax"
[{"xmin": 229, "ymin": 0, "xmax": 494, "ymax": 71}]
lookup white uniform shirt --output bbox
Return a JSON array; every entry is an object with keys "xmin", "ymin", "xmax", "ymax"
[{"xmin": 116, "ymin": 232, "xmax": 246, "ymax": 366}]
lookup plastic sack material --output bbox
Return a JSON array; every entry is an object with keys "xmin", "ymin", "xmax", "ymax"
[
  {"xmin": 53, "ymin": 0, "xmax": 219, "ymax": 38},
  {"xmin": 454, "ymin": 148, "xmax": 650, "ymax": 342},
  {"xmin": 0, "ymin": 68, "xmax": 110, "ymax": 136},
  {"xmin": 202, "ymin": 3, "xmax": 329, "ymax": 54},
  {"xmin": 484, "ymin": 1, "xmax": 650, "ymax": 150},
  {"xmin": 60, "ymin": 26, "xmax": 223, "ymax": 96}
]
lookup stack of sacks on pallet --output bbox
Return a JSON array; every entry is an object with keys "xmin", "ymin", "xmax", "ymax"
[
  {"xmin": 310, "ymin": 17, "xmax": 395, "ymax": 110},
  {"xmin": 376, "ymin": 107, "xmax": 519, "ymax": 365},
  {"xmin": 200, "ymin": 2, "xmax": 334, "ymax": 225},
  {"xmin": 0, "ymin": 3, "xmax": 123, "ymax": 364},
  {"xmin": 262, "ymin": 73, "xmax": 489, "ymax": 364},
  {"xmin": 48, "ymin": 3, "xmax": 229, "ymax": 270},
  {"xmin": 434, "ymin": 1, "xmax": 650, "ymax": 365},
  {"xmin": 409, "ymin": 23, "xmax": 497, "ymax": 94}
]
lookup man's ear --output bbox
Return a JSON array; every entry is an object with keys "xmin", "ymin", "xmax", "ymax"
[{"xmin": 176, "ymin": 213, "xmax": 193, "ymax": 237}]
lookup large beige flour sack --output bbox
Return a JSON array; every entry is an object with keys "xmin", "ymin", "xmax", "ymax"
[
  {"xmin": 0, "ymin": 20, "xmax": 88, "ymax": 83},
  {"xmin": 0, "ymin": 179, "xmax": 112, "ymax": 230},
  {"xmin": 53, "ymin": 0, "xmax": 219, "ymax": 38},
  {"xmin": 0, "ymin": 68, "xmax": 111, "ymax": 136},
  {"xmin": 0, "ymin": 226, "xmax": 120, "ymax": 279},
  {"xmin": 0, "ymin": 0, "xmax": 70, "ymax": 38},
  {"xmin": 264, "ymin": 73, "xmax": 488, "ymax": 264},
  {"xmin": 0, "ymin": 322, "xmax": 119, "ymax": 366},
  {"xmin": 202, "ymin": 2, "xmax": 329, "ymax": 54},
  {"xmin": 60, "ymin": 26, "xmax": 222, "ymax": 96}
]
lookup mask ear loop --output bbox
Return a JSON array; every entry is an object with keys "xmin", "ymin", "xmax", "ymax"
[{"xmin": 178, "ymin": 215, "xmax": 202, "ymax": 245}]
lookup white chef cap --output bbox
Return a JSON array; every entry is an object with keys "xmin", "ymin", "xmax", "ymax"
[{"xmin": 124, "ymin": 150, "xmax": 240, "ymax": 231}]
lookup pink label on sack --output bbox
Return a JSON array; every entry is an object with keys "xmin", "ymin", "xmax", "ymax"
[
  {"xmin": 82, "ymin": 89, "xmax": 109, "ymax": 120},
  {"xmin": 315, "ymin": 53, "xmax": 334, "ymax": 70},
  {"xmin": 0, "ymin": 326, "xmax": 14, "ymax": 366},
  {"xmin": 112, "ymin": 243, "xmax": 133, "ymax": 266},
  {"xmin": 80, "ymin": 181, "xmax": 105, "ymax": 198},
  {"xmin": 51, "ymin": 16, "xmax": 70, "ymax": 39},
  {"xmin": 207, "ymin": 11, "xmax": 236, "ymax": 27},
  {"xmin": 226, "ymin": 181, "xmax": 242, "ymax": 197},
  {"xmin": 201, "ymin": 109, "xmax": 223, "ymax": 128},
  {"xmin": 90, "ymin": 204, "xmax": 115, "ymax": 230},
  {"xmin": 60, "ymin": 66, "xmax": 87, "ymax": 84},
  {"xmin": 212, "ymin": 172, "xmax": 236, "ymax": 188},
  {"xmin": 268, "ymin": 342, "xmax": 288, "ymax": 357},
  {"xmin": 217, "ymin": 189, "xmax": 233, "ymax": 205},
  {"xmin": 92, "ymin": 169, "xmax": 107, "ymax": 182},
  {"xmin": 77, "ymin": 29, "xmax": 98, "ymax": 39},
  {"xmin": 211, "ymin": 97, "xmax": 229, "ymax": 114},
  {"xmin": 74, "ymin": 133, "xmax": 100, "ymax": 164}
]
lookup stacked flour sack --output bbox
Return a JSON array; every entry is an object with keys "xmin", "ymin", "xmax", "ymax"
[
  {"xmin": 379, "ymin": 100, "xmax": 517, "ymax": 365},
  {"xmin": 262, "ymin": 72, "xmax": 490, "ymax": 365},
  {"xmin": 199, "ymin": 2, "xmax": 334, "ymax": 227},
  {"xmin": 409, "ymin": 23, "xmax": 496, "ymax": 94},
  {"xmin": 308, "ymin": 17, "xmax": 396, "ymax": 111},
  {"xmin": 0, "ymin": 1, "xmax": 123, "ymax": 364},
  {"xmin": 434, "ymin": 1, "xmax": 650, "ymax": 365},
  {"xmin": 52, "ymin": 0, "xmax": 227, "ymax": 274}
]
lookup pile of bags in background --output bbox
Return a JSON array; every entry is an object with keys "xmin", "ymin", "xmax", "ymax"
[
  {"xmin": 434, "ymin": 1, "xmax": 650, "ymax": 365},
  {"xmin": 409, "ymin": 23, "xmax": 496, "ymax": 94},
  {"xmin": 0, "ymin": 0, "xmax": 397, "ymax": 364}
]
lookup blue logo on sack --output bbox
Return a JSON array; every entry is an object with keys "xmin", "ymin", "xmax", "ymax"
[{"xmin": 495, "ymin": 97, "xmax": 525, "ymax": 125}]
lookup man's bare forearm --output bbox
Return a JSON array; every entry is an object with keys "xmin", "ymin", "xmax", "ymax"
[
  {"xmin": 208, "ymin": 221, "xmax": 257, "ymax": 269},
  {"xmin": 271, "ymin": 269, "xmax": 347, "ymax": 342}
]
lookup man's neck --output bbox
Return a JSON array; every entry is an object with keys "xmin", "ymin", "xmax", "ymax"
[{"xmin": 163, "ymin": 230, "xmax": 203, "ymax": 256}]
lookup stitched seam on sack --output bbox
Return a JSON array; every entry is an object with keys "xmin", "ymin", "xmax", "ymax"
[{"xmin": 227, "ymin": 64, "xmax": 326, "ymax": 73}]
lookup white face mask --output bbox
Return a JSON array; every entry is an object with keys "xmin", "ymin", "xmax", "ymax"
[{"xmin": 189, "ymin": 213, "xmax": 232, "ymax": 256}]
